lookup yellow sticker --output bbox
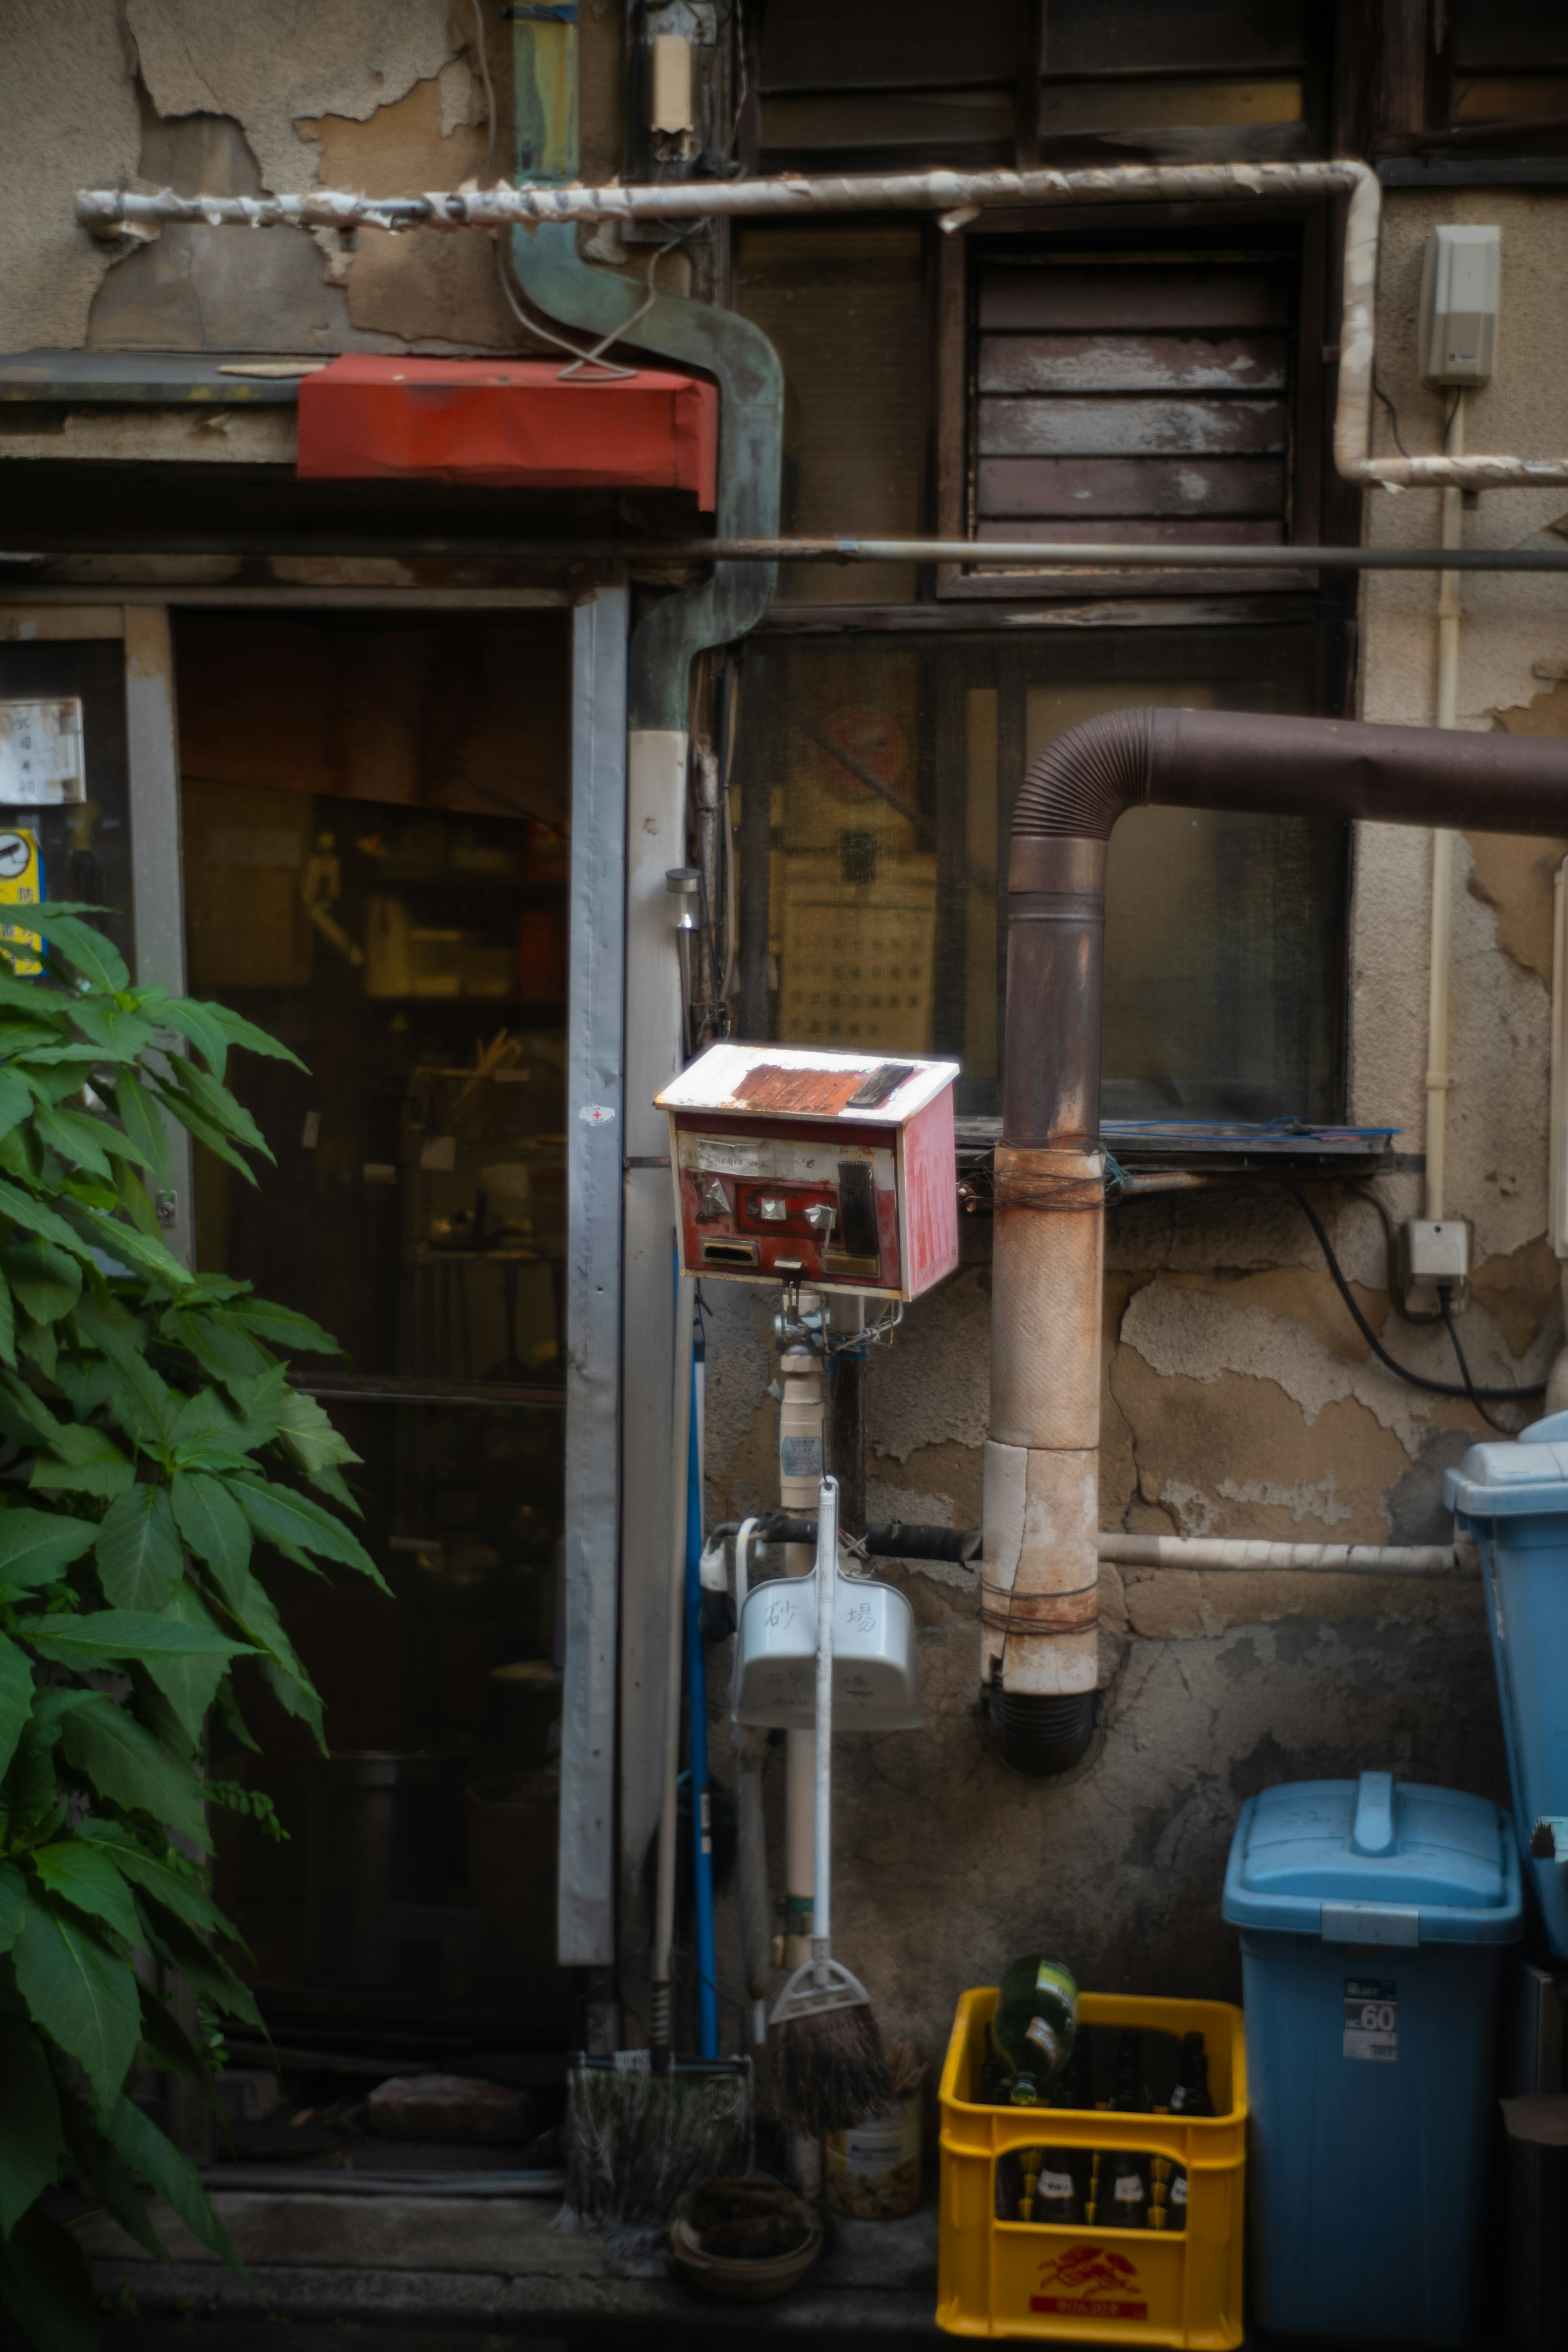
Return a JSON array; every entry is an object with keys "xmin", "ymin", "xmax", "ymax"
[{"xmin": 0, "ymin": 831, "xmax": 45, "ymax": 976}]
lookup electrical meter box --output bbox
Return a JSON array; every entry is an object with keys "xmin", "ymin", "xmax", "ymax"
[
  {"xmin": 656, "ymin": 1043, "xmax": 959, "ymax": 1300},
  {"xmin": 1419, "ymin": 225, "xmax": 1500, "ymax": 386}
]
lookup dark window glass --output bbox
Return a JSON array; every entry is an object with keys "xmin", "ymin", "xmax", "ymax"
[
  {"xmin": 735, "ymin": 626, "xmax": 1343, "ymax": 1123},
  {"xmin": 1452, "ymin": 0, "xmax": 1568, "ymax": 70},
  {"xmin": 735, "ymin": 223, "xmax": 926, "ymax": 603},
  {"xmin": 1045, "ymin": 0, "xmax": 1307, "ymax": 75}
]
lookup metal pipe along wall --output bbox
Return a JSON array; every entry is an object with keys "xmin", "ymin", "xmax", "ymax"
[
  {"xmin": 73, "ymin": 158, "xmax": 1568, "ymax": 494},
  {"xmin": 989, "ymin": 709, "xmax": 1568, "ymax": 1771}
]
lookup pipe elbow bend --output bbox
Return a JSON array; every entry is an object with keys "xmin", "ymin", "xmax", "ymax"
[{"xmin": 1010, "ymin": 704, "xmax": 1156, "ymax": 846}]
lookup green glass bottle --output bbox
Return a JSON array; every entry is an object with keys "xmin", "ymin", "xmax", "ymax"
[{"xmin": 989, "ymin": 1955, "xmax": 1080, "ymax": 2106}]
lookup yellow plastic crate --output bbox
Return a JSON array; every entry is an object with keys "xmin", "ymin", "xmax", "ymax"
[{"xmin": 937, "ymin": 1988, "xmax": 1246, "ymax": 2347}]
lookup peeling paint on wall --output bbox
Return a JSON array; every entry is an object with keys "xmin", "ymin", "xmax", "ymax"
[{"xmin": 0, "ymin": 0, "xmax": 140, "ymax": 350}]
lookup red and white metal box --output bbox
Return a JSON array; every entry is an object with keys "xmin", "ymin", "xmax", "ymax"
[{"xmin": 656, "ymin": 1044, "xmax": 960, "ymax": 1301}]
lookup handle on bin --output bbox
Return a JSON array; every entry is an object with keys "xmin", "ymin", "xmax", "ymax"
[{"xmin": 1351, "ymin": 1769, "xmax": 1397, "ymax": 1856}]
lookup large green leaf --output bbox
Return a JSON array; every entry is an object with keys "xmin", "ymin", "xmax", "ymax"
[
  {"xmin": 142, "ymin": 1577, "xmax": 233, "ymax": 1744},
  {"xmin": 60, "ymin": 2094, "xmax": 166, "ymax": 2258},
  {"xmin": 27, "ymin": 1606, "xmax": 249, "ymax": 1673},
  {"xmin": 0, "ymin": 1066, "xmax": 35, "ymax": 1142},
  {"xmin": 258, "ymin": 1653, "xmax": 325, "ymax": 1745},
  {"xmin": 110, "ymin": 2096, "xmax": 244, "ymax": 2272},
  {"xmin": 12, "ymin": 1891, "xmax": 141, "ymax": 2118},
  {"xmin": 77, "ymin": 1820, "xmax": 235, "ymax": 1944},
  {"xmin": 147, "ymin": 1076, "xmax": 259, "ymax": 1186},
  {"xmin": 94, "ymin": 1483, "xmax": 183, "ymax": 1609},
  {"xmin": 0, "ymin": 2203, "xmax": 99, "ymax": 2352},
  {"xmin": 138, "ymin": 1900, "xmax": 261, "ymax": 2029},
  {"xmin": 57, "ymin": 1693, "xmax": 208, "ymax": 1848},
  {"xmin": 161, "ymin": 1057, "xmax": 272, "ymax": 1161},
  {"xmin": 0, "ymin": 1506, "xmax": 98, "ymax": 1590},
  {"xmin": 232, "ymin": 1474, "xmax": 386, "ymax": 1588},
  {"xmin": 0, "ymin": 1175, "xmax": 87, "ymax": 1258},
  {"xmin": 0, "ymin": 1634, "xmax": 35, "ymax": 1785},
  {"xmin": 0, "ymin": 1232, "xmax": 81, "ymax": 1326},
  {"xmin": 110, "ymin": 1069, "xmax": 173, "ymax": 1191},
  {"xmin": 30, "ymin": 1840, "xmax": 142, "ymax": 1947},
  {"xmin": 30, "ymin": 1421, "xmax": 136, "ymax": 1501},
  {"xmin": 0, "ymin": 2013, "xmax": 65, "ymax": 2234},
  {"xmin": 153, "ymin": 996, "xmax": 230, "ymax": 1081},
  {"xmin": 136, "ymin": 1980, "xmax": 209, "ymax": 2085},
  {"xmin": 275, "ymin": 1386, "xmax": 362, "ymax": 1480},
  {"xmin": 0, "ymin": 1863, "xmax": 26, "ymax": 1953},
  {"xmin": 29, "ymin": 1103, "xmax": 112, "ymax": 1183},
  {"xmin": 105, "ymin": 1349, "xmax": 179, "ymax": 1451},
  {"xmin": 198, "ymin": 997, "xmax": 308, "ymax": 1072},
  {"xmin": 1, "ymin": 1233, "xmax": 80, "ymax": 1328},
  {"xmin": 226, "ymin": 1295, "xmax": 343, "ymax": 1357},
  {"xmin": 0, "ymin": 1272, "xmax": 15, "ymax": 1372},
  {"xmin": 62, "ymin": 994, "xmax": 158, "ymax": 1059},
  {"xmin": 14, "ymin": 1308, "xmax": 57, "ymax": 1382},
  {"xmin": 27, "ymin": 908, "xmax": 131, "ymax": 995},
  {"xmin": 171, "ymin": 1468, "xmax": 252, "ymax": 1581},
  {"xmin": 50, "ymin": 1350, "xmax": 118, "ymax": 1420},
  {"xmin": 0, "ymin": 1370, "xmax": 64, "ymax": 1449},
  {"xmin": 198, "ymin": 1550, "xmax": 323, "ymax": 1745},
  {"xmin": 163, "ymin": 1305, "xmax": 270, "ymax": 1391},
  {"xmin": 68, "ymin": 1201, "xmax": 192, "ymax": 1291}
]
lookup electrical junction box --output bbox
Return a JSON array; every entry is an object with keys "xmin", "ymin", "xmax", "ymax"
[
  {"xmin": 1406, "ymin": 1218, "xmax": 1471, "ymax": 1283},
  {"xmin": 1419, "ymin": 225, "xmax": 1500, "ymax": 387},
  {"xmin": 656, "ymin": 1042, "xmax": 959, "ymax": 1300},
  {"xmin": 1398, "ymin": 1216, "xmax": 1472, "ymax": 1311}
]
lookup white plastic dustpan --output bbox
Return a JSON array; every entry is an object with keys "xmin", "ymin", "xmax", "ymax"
[{"xmin": 731, "ymin": 1531, "xmax": 922, "ymax": 1732}]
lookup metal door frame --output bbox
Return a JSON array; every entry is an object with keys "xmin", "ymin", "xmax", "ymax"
[{"xmin": 0, "ymin": 583, "xmax": 628, "ymax": 1987}]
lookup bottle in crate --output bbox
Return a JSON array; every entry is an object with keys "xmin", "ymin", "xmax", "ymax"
[
  {"xmin": 1053, "ymin": 2027, "xmax": 1097, "ymax": 2219},
  {"xmin": 1154, "ymin": 2029, "xmax": 1211, "ymax": 2232},
  {"xmin": 989, "ymin": 1954, "xmax": 1080, "ymax": 2106},
  {"xmin": 1105, "ymin": 2025, "xmax": 1152, "ymax": 2229}
]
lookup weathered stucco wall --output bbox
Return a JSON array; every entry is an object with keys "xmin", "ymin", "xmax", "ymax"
[
  {"xmin": 702, "ymin": 187, "xmax": 1568, "ymax": 2060},
  {"xmin": 0, "ymin": 0, "xmax": 562, "ymax": 356}
]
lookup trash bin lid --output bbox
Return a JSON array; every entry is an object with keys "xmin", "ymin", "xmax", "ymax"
[
  {"xmin": 1222, "ymin": 1773, "xmax": 1521, "ymax": 1945},
  {"xmin": 1446, "ymin": 1430, "xmax": 1568, "ymax": 1523}
]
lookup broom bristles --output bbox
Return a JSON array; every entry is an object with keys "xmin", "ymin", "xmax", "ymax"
[{"xmin": 774, "ymin": 2002, "xmax": 892, "ymax": 2137}]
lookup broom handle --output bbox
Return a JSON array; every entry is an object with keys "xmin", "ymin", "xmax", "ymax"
[{"xmin": 812, "ymin": 1475, "xmax": 837, "ymax": 1985}]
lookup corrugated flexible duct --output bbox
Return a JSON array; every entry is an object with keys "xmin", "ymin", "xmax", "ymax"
[{"xmin": 988, "ymin": 709, "xmax": 1568, "ymax": 1774}]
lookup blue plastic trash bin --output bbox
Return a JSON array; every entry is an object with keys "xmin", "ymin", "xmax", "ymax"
[
  {"xmin": 1223, "ymin": 1772, "xmax": 1521, "ymax": 2345},
  {"xmin": 1447, "ymin": 1412, "xmax": 1568, "ymax": 1958}
]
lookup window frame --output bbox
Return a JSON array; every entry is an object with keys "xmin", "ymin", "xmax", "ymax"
[
  {"xmin": 931, "ymin": 199, "xmax": 1341, "ymax": 603},
  {"xmin": 737, "ymin": 612, "xmax": 1352, "ymax": 1125}
]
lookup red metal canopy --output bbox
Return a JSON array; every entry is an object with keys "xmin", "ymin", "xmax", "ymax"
[{"xmin": 296, "ymin": 355, "xmax": 718, "ymax": 508}]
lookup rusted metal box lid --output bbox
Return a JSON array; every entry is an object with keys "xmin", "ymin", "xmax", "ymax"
[{"xmin": 657, "ymin": 1043, "xmax": 958, "ymax": 1126}]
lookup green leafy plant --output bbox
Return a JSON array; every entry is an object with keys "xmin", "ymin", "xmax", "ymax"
[{"xmin": 0, "ymin": 904, "xmax": 382, "ymax": 2349}]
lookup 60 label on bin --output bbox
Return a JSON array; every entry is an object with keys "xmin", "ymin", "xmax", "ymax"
[{"xmin": 1343, "ymin": 1977, "xmax": 1397, "ymax": 2062}]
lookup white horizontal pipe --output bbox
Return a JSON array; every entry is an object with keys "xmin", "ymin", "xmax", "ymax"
[
  {"xmin": 73, "ymin": 159, "xmax": 1567, "ymax": 494},
  {"xmin": 1098, "ymin": 1532, "xmax": 1471, "ymax": 1577}
]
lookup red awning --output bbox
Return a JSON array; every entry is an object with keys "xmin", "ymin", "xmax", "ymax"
[{"xmin": 296, "ymin": 355, "xmax": 718, "ymax": 508}]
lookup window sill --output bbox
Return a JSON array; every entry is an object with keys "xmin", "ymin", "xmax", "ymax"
[{"xmin": 956, "ymin": 1116, "xmax": 1412, "ymax": 1185}]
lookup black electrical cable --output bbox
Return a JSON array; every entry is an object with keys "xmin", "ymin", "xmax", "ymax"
[
  {"xmin": 1281, "ymin": 1182, "xmax": 1546, "ymax": 1405},
  {"xmin": 1438, "ymin": 1287, "xmax": 1516, "ymax": 1432}
]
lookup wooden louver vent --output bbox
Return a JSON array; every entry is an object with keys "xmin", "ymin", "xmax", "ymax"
[{"xmin": 967, "ymin": 261, "xmax": 1292, "ymax": 586}]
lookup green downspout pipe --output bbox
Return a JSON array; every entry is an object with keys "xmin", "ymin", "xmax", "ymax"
[{"xmin": 508, "ymin": 221, "xmax": 782, "ymax": 723}]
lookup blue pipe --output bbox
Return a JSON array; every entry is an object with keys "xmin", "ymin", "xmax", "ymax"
[{"xmin": 685, "ymin": 1299, "xmax": 719, "ymax": 2057}]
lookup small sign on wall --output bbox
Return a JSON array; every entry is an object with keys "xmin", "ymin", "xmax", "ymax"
[
  {"xmin": 0, "ymin": 829, "xmax": 45, "ymax": 975},
  {"xmin": 0, "ymin": 699, "xmax": 85, "ymax": 805}
]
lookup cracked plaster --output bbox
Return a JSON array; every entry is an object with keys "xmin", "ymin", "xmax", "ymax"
[{"xmin": 0, "ymin": 1, "xmax": 141, "ymax": 349}]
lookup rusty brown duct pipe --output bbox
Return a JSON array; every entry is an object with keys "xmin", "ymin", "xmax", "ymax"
[{"xmin": 986, "ymin": 708, "xmax": 1568, "ymax": 1775}]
